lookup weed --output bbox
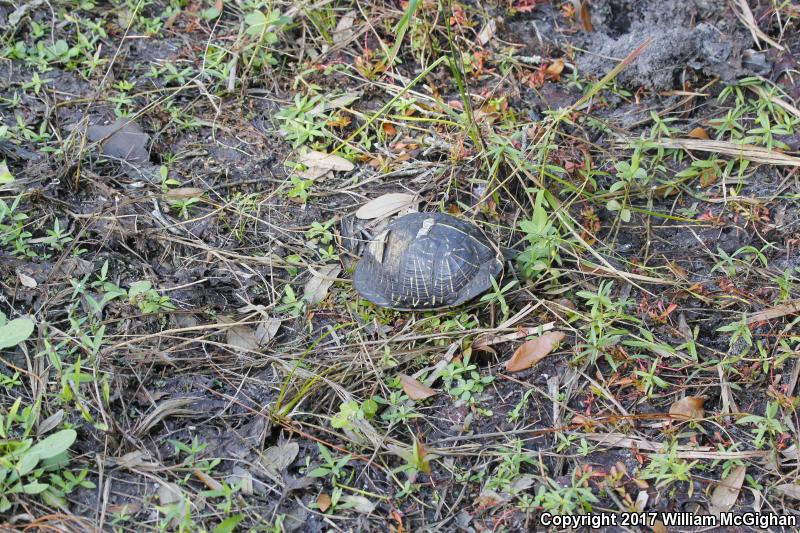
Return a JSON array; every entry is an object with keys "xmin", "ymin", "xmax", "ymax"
[
  {"xmin": 736, "ymin": 401, "xmax": 787, "ymax": 450},
  {"xmin": 307, "ymin": 443, "xmax": 352, "ymax": 482},
  {"xmin": 516, "ymin": 189, "xmax": 562, "ymax": 280},
  {"xmin": 640, "ymin": 441, "xmax": 698, "ymax": 494}
]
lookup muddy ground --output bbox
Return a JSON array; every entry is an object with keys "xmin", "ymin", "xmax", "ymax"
[{"xmin": 1, "ymin": 0, "xmax": 800, "ymax": 532}]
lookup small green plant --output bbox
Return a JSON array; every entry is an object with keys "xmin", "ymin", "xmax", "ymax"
[
  {"xmin": 275, "ymin": 93, "xmax": 330, "ymax": 148},
  {"xmin": 532, "ymin": 471, "xmax": 599, "ymax": 514},
  {"xmin": 276, "ymin": 285, "xmax": 305, "ymax": 316},
  {"xmin": 330, "ymin": 399, "xmax": 377, "ymax": 430},
  {"xmin": 168, "ymin": 197, "xmax": 201, "ymax": 220},
  {"xmin": 374, "ymin": 389, "xmax": 419, "ymax": 424},
  {"xmin": 308, "ymin": 443, "xmax": 352, "ymax": 482},
  {"xmin": 574, "ymin": 281, "xmax": 632, "ymax": 367},
  {"xmin": 640, "ymin": 441, "xmax": 698, "ymax": 493},
  {"xmin": 736, "ymin": 401, "xmax": 787, "ymax": 449},
  {"xmin": 717, "ymin": 313, "xmax": 753, "ymax": 355},
  {"xmin": 128, "ymin": 280, "xmax": 176, "ymax": 314},
  {"xmin": 517, "ymin": 189, "xmax": 561, "ymax": 280},
  {"xmin": 478, "ymin": 277, "xmax": 516, "ymax": 321},
  {"xmin": 441, "ymin": 355, "xmax": 494, "ymax": 404},
  {"xmin": 485, "ymin": 440, "xmax": 536, "ymax": 493},
  {"xmin": 287, "ymin": 176, "xmax": 314, "ymax": 203}
]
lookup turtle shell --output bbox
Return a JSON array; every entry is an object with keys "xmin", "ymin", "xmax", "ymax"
[{"xmin": 353, "ymin": 212, "xmax": 503, "ymax": 310}]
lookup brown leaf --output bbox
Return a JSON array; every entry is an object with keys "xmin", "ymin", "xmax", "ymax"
[
  {"xmin": 382, "ymin": 122, "xmax": 397, "ymax": 136},
  {"xmin": 505, "ymin": 331, "xmax": 565, "ymax": 372},
  {"xmin": 688, "ymin": 127, "xmax": 710, "ymax": 140},
  {"xmin": 546, "ymin": 58, "xmax": 565, "ymax": 80},
  {"xmin": 747, "ymin": 299, "xmax": 800, "ymax": 324},
  {"xmin": 398, "ymin": 373, "xmax": 438, "ymax": 401},
  {"xmin": 651, "ymin": 520, "xmax": 666, "ymax": 533},
  {"xmin": 710, "ymin": 465, "xmax": 746, "ymax": 513},
  {"xmin": 579, "ymin": 0, "xmax": 593, "ymax": 32},
  {"xmin": 164, "ymin": 187, "xmax": 205, "ymax": 200},
  {"xmin": 317, "ymin": 492, "xmax": 332, "ymax": 513},
  {"xmin": 669, "ymin": 396, "xmax": 705, "ymax": 420}
]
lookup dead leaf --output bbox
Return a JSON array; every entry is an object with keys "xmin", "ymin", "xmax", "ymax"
[
  {"xmin": 579, "ymin": 0, "xmax": 593, "ymax": 31},
  {"xmin": 227, "ymin": 326, "xmax": 262, "ymax": 352},
  {"xmin": 133, "ymin": 398, "xmax": 198, "ymax": 437},
  {"xmin": 164, "ymin": 187, "xmax": 205, "ymax": 200},
  {"xmin": 355, "ymin": 193, "xmax": 416, "ymax": 220},
  {"xmin": 341, "ymin": 494, "xmax": 375, "ymax": 514},
  {"xmin": 398, "ymin": 373, "xmax": 438, "ymax": 401},
  {"xmin": 688, "ymin": 127, "xmax": 710, "ymax": 140},
  {"xmin": 298, "ymin": 150, "xmax": 354, "ymax": 172},
  {"xmin": 651, "ymin": 520, "xmax": 666, "ymax": 533},
  {"xmin": 710, "ymin": 465, "xmax": 746, "ymax": 513},
  {"xmin": 18, "ymin": 272, "xmax": 36, "ymax": 288},
  {"xmin": 478, "ymin": 18, "xmax": 497, "ymax": 45},
  {"xmin": 545, "ymin": 58, "xmax": 565, "ymax": 80},
  {"xmin": 261, "ymin": 441, "xmax": 299, "ymax": 479},
  {"xmin": 773, "ymin": 483, "xmax": 800, "ymax": 500},
  {"xmin": 255, "ymin": 316, "xmax": 281, "ymax": 345},
  {"xmin": 87, "ymin": 119, "xmax": 150, "ymax": 164},
  {"xmin": 332, "ymin": 10, "xmax": 355, "ymax": 44},
  {"xmin": 304, "ymin": 264, "xmax": 341, "ymax": 305},
  {"xmin": 194, "ymin": 468, "xmax": 223, "ymax": 491},
  {"xmin": 669, "ymin": 396, "xmax": 705, "ymax": 421},
  {"xmin": 228, "ymin": 466, "xmax": 254, "ymax": 495},
  {"xmin": 473, "ymin": 323, "xmax": 556, "ymax": 352},
  {"xmin": 317, "ymin": 492, "xmax": 332, "ymax": 513},
  {"xmin": 157, "ymin": 482, "xmax": 182, "ymax": 505},
  {"xmin": 505, "ymin": 331, "xmax": 565, "ymax": 372},
  {"xmin": 747, "ymin": 299, "xmax": 800, "ymax": 324},
  {"xmin": 382, "ymin": 122, "xmax": 397, "ymax": 136}
]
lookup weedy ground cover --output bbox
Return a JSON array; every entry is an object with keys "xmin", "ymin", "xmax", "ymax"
[{"xmin": 1, "ymin": 0, "xmax": 799, "ymax": 531}]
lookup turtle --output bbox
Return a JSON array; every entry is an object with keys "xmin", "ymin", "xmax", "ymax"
[{"xmin": 352, "ymin": 212, "xmax": 503, "ymax": 310}]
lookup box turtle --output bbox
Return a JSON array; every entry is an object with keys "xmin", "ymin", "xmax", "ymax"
[{"xmin": 353, "ymin": 212, "xmax": 503, "ymax": 310}]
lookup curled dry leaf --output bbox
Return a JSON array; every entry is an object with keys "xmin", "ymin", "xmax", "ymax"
[
  {"xmin": 546, "ymin": 58, "xmax": 565, "ymax": 80},
  {"xmin": 579, "ymin": 0, "xmax": 593, "ymax": 31},
  {"xmin": 398, "ymin": 373, "xmax": 438, "ymax": 401},
  {"xmin": 505, "ymin": 331, "xmax": 565, "ymax": 372},
  {"xmin": 18, "ymin": 272, "xmax": 37, "ymax": 288},
  {"xmin": 317, "ymin": 492, "xmax": 332, "ymax": 513},
  {"xmin": 298, "ymin": 149, "xmax": 355, "ymax": 181},
  {"xmin": 688, "ymin": 127, "xmax": 710, "ymax": 140},
  {"xmin": 157, "ymin": 482, "xmax": 182, "ymax": 505},
  {"xmin": 341, "ymin": 494, "xmax": 375, "ymax": 514},
  {"xmin": 478, "ymin": 18, "xmax": 497, "ymax": 45},
  {"xmin": 710, "ymin": 465, "xmax": 746, "ymax": 513},
  {"xmin": 669, "ymin": 396, "xmax": 705, "ymax": 421},
  {"xmin": 356, "ymin": 192, "xmax": 416, "ymax": 220},
  {"xmin": 261, "ymin": 441, "xmax": 300, "ymax": 479},
  {"xmin": 304, "ymin": 264, "xmax": 341, "ymax": 305}
]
